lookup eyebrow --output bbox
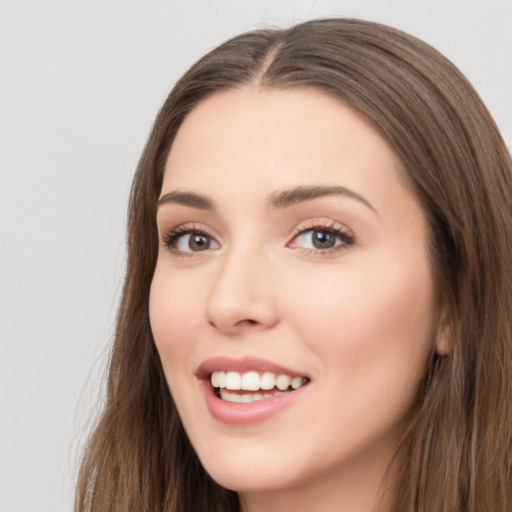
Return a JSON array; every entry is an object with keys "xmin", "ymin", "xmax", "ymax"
[
  {"xmin": 156, "ymin": 190, "xmax": 214, "ymax": 210},
  {"xmin": 156, "ymin": 185, "xmax": 376, "ymax": 214},
  {"xmin": 268, "ymin": 185, "xmax": 376, "ymax": 213}
]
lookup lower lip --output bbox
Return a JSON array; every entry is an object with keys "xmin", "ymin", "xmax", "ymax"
[{"xmin": 199, "ymin": 379, "xmax": 309, "ymax": 425}]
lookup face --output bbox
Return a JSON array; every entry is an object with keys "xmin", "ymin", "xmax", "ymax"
[{"xmin": 150, "ymin": 88, "xmax": 441, "ymax": 504}]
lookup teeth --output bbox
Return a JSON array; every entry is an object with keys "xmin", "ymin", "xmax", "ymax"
[
  {"xmin": 260, "ymin": 372, "xmax": 275, "ymax": 390},
  {"xmin": 291, "ymin": 376, "xmax": 303, "ymax": 389},
  {"xmin": 220, "ymin": 390, "xmax": 261, "ymax": 403},
  {"xmin": 211, "ymin": 371, "xmax": 226, "ymax": 388},
  {"xmin": 276, "ymin": 374, "xmax": 291, "ymax": 391},
  {"xmin": 219, "ymin": 388, "xmax": 290, "ymax": 403},
  {"xmin": 210, "ymin": 370, "xmax": 307, "ymax": 393},
  {"xmin": 241, "ymin": 371, "xmax": 260, "ymax": 391},
  {"xmin": 225, "ymin": 371, "xmax": 241, "ymax": 390}
]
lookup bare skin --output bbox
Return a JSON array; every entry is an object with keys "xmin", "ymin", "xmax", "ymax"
[{"xmin": 150, "ymin": 87, "xmax": 445, "ymax": 512}]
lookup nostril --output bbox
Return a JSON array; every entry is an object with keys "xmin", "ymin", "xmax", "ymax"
[
  {"xmin": 236, "ymin": 319, "xmax": 259, "ymax": 327},
  {"xmin": 208, "ymin": 317, "xmax": 260, "ymax": 332}
]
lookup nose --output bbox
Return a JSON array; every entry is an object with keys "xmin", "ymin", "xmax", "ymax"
[{"xmin": 205, "ymin": 243, "xmax": 279, "ymax": 335}]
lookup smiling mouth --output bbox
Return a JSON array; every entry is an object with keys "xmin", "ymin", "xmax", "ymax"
[{"xmin": 210, "ymin": 370, "xmax": 310, "ymax": 403}]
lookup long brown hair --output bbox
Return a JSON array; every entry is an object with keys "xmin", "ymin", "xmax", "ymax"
[{"xmin": 75, "ymin": 18, "xmax": 512, "ymax": 512}]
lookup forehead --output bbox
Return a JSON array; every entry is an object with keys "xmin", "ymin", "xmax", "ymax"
[{"xmin": 162, "ymin": 87, "xmax": 415, "ymax": 220}]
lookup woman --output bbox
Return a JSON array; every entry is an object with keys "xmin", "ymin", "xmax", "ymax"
[{"xmin": 75, "ymin": 18, "xmax": 512, "ymax": 512}]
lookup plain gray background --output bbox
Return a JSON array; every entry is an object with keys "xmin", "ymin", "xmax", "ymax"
[{"xmin": 1, "ymin": 1, "xmax": 511, "ymax": 511}]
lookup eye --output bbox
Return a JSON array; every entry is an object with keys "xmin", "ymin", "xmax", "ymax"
[
  {"xmin": 163, "ymin": 227, "xmax": 220, "ymax": 255},
  {"xmin": 290, "ymin": 224, "xmax": 354, "ymax": 253}
]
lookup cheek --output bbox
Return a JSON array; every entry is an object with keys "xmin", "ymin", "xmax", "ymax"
[
  {"xmin": 149, "ymin": 265, "xmax": 201, "ymax": 368},
  {"xmin": 284, "ymin": 256, "xmax": 436, "ymax": 457},
  {"xmin": 286, "ymin": 252, "xmax": 436, "ymax": 383}
]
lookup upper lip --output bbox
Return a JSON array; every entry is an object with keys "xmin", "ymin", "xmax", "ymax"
[{"xmin": 196, "ymin": 356, "xmax": 309, "ymax": 379}]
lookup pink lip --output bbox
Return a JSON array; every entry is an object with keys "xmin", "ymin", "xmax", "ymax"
[
  {"xmin": 199, "ymin": 379, "xmax": 309, "ymax": 425},
  {"xmin": 196, "ymin": 355, "xmax": 308, "ymax": 378},
  {"xmin": 196, "ymin": 356, "xmax": 311, "ymax": 425}
]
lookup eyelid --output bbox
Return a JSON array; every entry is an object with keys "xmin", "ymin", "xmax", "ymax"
[
  {"xmin": 159, "ymin": 219, "xmax": 355, "ymax": 257},
  {"xmin": 160, "ymin": 223, "xmax": 221, "ymax": 256},
  {"xmin": 288, "ymin": 220, "xmax": 355, "ymax": 254}
]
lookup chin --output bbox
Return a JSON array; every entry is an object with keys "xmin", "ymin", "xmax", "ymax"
[
  {"xmin": 195, "ymin": 440, "xmax": 302, "ymax": 493},
  {"xmin": 206, "ymin": 465, "xmax": 295, "ymax": 494}
]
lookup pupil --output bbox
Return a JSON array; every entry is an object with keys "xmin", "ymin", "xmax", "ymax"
[
  {"xmin": 313, "ymin": 230, "xmax": 335, "ymax": 249},
  {"xmin": 190, "ymin": 234, "xmax": 210, "ymax": 251}
]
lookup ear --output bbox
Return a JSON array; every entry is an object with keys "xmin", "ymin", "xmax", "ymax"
[{"xmin": 434, "ymin": 312, "xmax": 453, "ymax": 355}]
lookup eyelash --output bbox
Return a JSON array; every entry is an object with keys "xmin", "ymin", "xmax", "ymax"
[
  {"xmin": 161, "ymin": 225, "xmax": 213, "ymax": 257},
  {"xmin": 161, "ymin": 222, "xmax": 355, "ymax": 257},
  {"xmin": 291, "ymin": 222, "xmax": 355, "ymax": 254}
]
